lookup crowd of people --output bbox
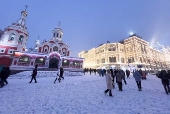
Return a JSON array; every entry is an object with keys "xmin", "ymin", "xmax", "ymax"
[
  {"xmin": 0, "ymin": 65, "xmax": 65, "ymax": 88},
  {"xmin": 84, "ymin": 67, "xmax": 170, "ymax": 96},
  {"xmin": 1, "ymin": 65, "xmax": 170, "ymax": 96}
]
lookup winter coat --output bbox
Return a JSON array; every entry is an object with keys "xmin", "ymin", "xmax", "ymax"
[
  {"xmin": 142, "ymin": 71, "xmax": 146, "ymax": 77},
  {"xmin": 60, "ymin": 68, "xmax": 64, "ymax": 77},
  {"xmin": 106, "ymin": 73, "xmax": 113, "ymax": 89},
  {"xmin": 32, "ymin": 68, "xmax": 37, "ymax": 77},
  {"xmin": 116, "ymin": 72, "xmax": 123, "ymax": 82},
  {"xmin": 0, "ymin": 68, "xmax": 7, "ymax": 80},
  {"xmin": 159, "ymin": 72, "xmax": 170, "ymax": 84},
  {"xmin": 126, "ymin": 70, "xmax": 130, "ymax": 76},
  {"xmin": 133, "ymin": 71, "xmax": 142, "ymax": 81}
]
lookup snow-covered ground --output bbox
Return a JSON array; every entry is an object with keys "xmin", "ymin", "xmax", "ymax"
[{"xmin": 0, "ymin": 72, "xmax": 170, "ymax": 114}]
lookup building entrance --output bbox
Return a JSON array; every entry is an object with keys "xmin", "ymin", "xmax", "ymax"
[{"xmin": 49, "ymin": 58, "xmax": 59, "ymax": 68}]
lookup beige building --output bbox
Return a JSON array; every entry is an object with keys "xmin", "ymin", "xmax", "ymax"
[{"xmin": 78, "ymin": 34, "xmax": 170, "ymax": 70}]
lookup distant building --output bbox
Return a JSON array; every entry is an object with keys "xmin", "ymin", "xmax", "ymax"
[
  {"xmin": 78, "ymin": 34, "xmax": 170, "ymax": 71},
  {"xmin": 0, "ymin": 6, "xmax": 83, "ymax": 69}
]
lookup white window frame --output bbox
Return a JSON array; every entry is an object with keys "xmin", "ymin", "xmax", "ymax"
[
  {"xmin": 8, "ymin": 49, "xmax": 14, "ymax": 54},
  {"xmin": 0, "ymin": 48, "xmax": 6, "ymax": 53}
]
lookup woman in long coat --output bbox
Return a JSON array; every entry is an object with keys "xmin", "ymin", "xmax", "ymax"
[{"xmin": 104, "ymin": 70, "xmax": 113, "ymax": 96}]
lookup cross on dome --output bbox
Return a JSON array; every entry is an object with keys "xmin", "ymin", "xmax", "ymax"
[{"xmin": 58, "ymin": 22, "xmax": 61, "ymax": 28}]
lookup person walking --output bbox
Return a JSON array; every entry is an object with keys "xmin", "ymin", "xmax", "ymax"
[
  {"xmin": 89, "ymin": 68, "xmax": 92, "ymax": 75},
  {"xmin": 126, "ymin": 69, "xmax": 130, "ymax": 79},
  {"xmin": 133, "ymin": 70, "xmax": 142, "ymax": 91},
  {"xmin": 94, "ymin": 69, "xmax": 96, "ymax": 75},
  {"xmin": 116, "ymin": 70, "xmax": 124, "ymax": 91},
  {"xmin": 0, "ymin": 67, "xmax": 7, "ymax": 88},
  {"xmin": 4, "ymin": 67, "xmax": 10, "ymax": 84},
  {"xmin": 54, "ymin": 68, "xmax": 60, "ymax": 83},
  {"xmin": 104, "ymin": 70, "xmax": 113, "ymax": 96},
  {"xmin": 29, "ymin": 65, "xmax": 38, "ymax": 83},
  {"xmin": 159, "ymin": 70, "xmax": 170, "ymax": 95},
  {"xmin": 58, "ymin": 67, "xmax": 64, "ymax": 82}
]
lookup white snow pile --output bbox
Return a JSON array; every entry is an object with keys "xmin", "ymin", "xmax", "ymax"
[
  {"xmin": 10, "ymin": 71, "xmax": 83, "ymax": 79},
  {"xmin": 0, "ymin": 73, "xmax": 170, "ymax": 114}
]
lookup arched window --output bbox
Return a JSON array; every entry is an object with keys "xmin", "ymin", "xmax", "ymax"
[
  {"xmin": 128, "ymin": 57, "xmax": 131, "ymax": 63},
  {"xmin": 109, "ymin": 57, "xmax": 112, "ymax": 62},
  {"xmin": 8, "ymin": 33, "xmax": 15, "ymax": 41},
  {"xmin": 112, "ymin": 47, "xmax": 116, "ymax": 51},
  {"xmin": 57, "ymin": 33, "xmax": 59, "ymax": 37},
  {"xmin": 109, "ymin": 57, "xmax": 116, "ymax": 62},
  {"xmin": 113, "ymin": 57, "xmax": 116, "ymax": 62},
  {"xmin": 18, "ymin": 35, "xmax": 24, "ymax": 44}
]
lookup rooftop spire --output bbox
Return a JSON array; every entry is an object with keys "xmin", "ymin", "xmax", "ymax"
[
  {"xmin": 58, "ymin": 22, "xmax": 61, "ymax": 28},
  {"xmin": 12, "ymin": 5, "xmax": 28, "ymax": 31}
]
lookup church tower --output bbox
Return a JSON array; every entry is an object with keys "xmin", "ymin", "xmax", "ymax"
[
  {"xmin": 52, "ymin": 22, "xmax": 63, "ymax": 41},
  {"xmin": 0, "ymin": 5, "xmax": 29, "ymax": 53}
]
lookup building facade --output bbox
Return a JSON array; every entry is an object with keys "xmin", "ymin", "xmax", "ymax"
[
  {"xmin": 78, "ymin": 34, "xmax": 170, "ymax": 70},
  {"xmin": 0, "ymin": 6, "xmax": 83, "ymax": 69}
]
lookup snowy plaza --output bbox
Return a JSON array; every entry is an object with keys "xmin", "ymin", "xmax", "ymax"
[{"xmin": 0, "ymin": 72, "xmax": 170, "ymax": 114}]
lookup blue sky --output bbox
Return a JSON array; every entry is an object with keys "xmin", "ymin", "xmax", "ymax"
[{"xmin": 1, "ymin": 0, "xmax": 170, "ymax": 56}]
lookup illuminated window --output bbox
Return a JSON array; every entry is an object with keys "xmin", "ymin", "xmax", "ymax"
[
  {"xmin": 18, "ymin": 56, "xmax": 30, "ymax": 63},
  {"xmin": 35, "ymin": 58, "xmax": 45, "ymax": 65},
  {"xmin": 62, "ymin": 59, "xmax": 70, "ymax": 66}
]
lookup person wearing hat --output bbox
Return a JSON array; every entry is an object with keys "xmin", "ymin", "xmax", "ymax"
[{"xmin": 29, "ymin": 64, "xmax": 38, "ymax": 83}]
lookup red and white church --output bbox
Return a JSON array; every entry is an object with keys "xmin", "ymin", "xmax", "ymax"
[{"xmin": 0, "ymin": 7, "xmax": 83, "ymax": 69}]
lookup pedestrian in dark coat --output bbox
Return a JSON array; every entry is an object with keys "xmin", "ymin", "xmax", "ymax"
[
  {"xmin": 116, "ymin": 70, "xmax": 124, "ymax": 91},
  {"xmin": 54, "ymin": 69, "xmax": 60, "ymax": 83},
  {"xmin": 0, "ymin": 67, "xmax": 7, "ymax": 88},
  {"xmin": 4, "ymin": 67, "xmax": 10, "ymax": 84},
  {"xmin": 133, "ymin": 70, "xmax": 142, "ymax": 91},
  {"xmin": 94, "ymin": 69, "xmax": 96, "ymax": 75},
  {"xmin": 29, "ymin": 65, "xmax": 38, "ymax": 83},
  {"xmin": 89, "ymin": 68, "xmax": 92, "ymax": 75},
  {"xmin": 58, "ymin": 67, "xmax": 64, "ymax": 82},
  {"xmin": 159, "ymin": 70, "xmax": 170, "ymax": 95},
  {"xmin": 126, "ymin": 69, "xmax": 130, "ymax": 79}
]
